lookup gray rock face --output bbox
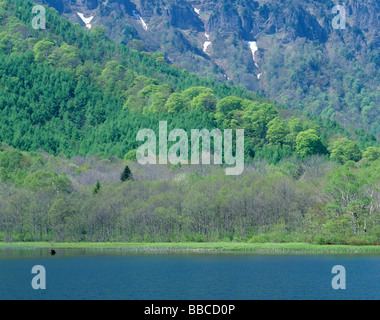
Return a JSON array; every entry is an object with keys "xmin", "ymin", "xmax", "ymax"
[{"xmin": 164, "ymin": 1, "xmax": 204, "ymax": 31}]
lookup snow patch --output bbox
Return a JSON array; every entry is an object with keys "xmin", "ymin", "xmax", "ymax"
[
  {"xmin": 133, "ymin": 10, "xmax": 148, "ymax": 31},
  {"xmin": 193, "ymin": 7, "xmax": 211, "ymax": 55},
  {"xmin": 203, "ymin": 33, "xmax": 211, "ymax": 54},
  {"xmin": 244, "ymin": 40, "xmax": 259, "ymax": 68},
  {"xmin": 77, "ymin": 12, "xmax": 94, "ymax": 29},
  {"xmin": 245, "ymin": 40, "xmax": 263, "ymax": 79}
]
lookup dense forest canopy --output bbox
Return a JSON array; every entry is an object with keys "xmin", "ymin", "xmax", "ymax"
[
  {"xmin": 0, "ymin": 0, "xmax": 377, "ymax": 162},
  {"xmin": 0, "ymin": 145, "xmax": 379, "ymax": 244}
]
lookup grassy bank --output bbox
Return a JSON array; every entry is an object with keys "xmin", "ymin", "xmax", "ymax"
[{"xmin": 1, "ymin": 242, "xmax": 380, "ymax": 254}]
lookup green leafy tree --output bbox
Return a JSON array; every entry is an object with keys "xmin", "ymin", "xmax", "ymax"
[
  {"xmin": 190, "ymin": 92, "xmax": 217, "ymax": 112},
  {"xmin": 91, "ymin": 25, "xmax": 107, "ymax": 38},
  {"xmin": 288, "ymin": 117, "xmax": 304, "ymax": 133},
  {"xmin": 48, "ymin": 42, "xmax": 81, "ymax": 69},
  {"xmin": 0, "ymin": 31, "xmax": 12, "ymax": 54},
  {"xmin": 329, "ymin": 138, "xmax": 362, "ymax": 164},
  {"xmin": 23, "ymin": 170, "xmax": 72, "ymax": 193},
  {"xmin": 33, "ymin": 39, "xmax": 55, "ymax": 62},
  {"xmin": 215, "ymin": 96, "xmax": 244, "ymax": 127},
  {"xmin": 48, "ymin": 198, "xmax": 75, "ymax": 241},
  {"xmin": 150, "ymin": 92, "xmax": 168, "ymax": 113},
  {"xmin": 295, "ymin": 129, "xmax": 326, "ymax": 157},
  {"xmin": 216, "ymin": 96, "xmax": 243, "ymax": 114},
  {"xmin": 242, "ymin": 103, "xmax": 278, "ymax": 141},
  {"xmin": 101, "ymin": 60, "xmax": 126, "ymax": 82},
  {"xmin": 181, "ymin": 86, "xmax": 213, "ymax": 103},
  {"xmin": 363, "ymin": 146, "xmax": 380, "ymax": 161},
  {"xmin": 164, "ymin": 93, "xmax": 186, "ymax": 113},
  {"xmin": 124, "ymin": 149, "xmax": 137, "ymax": 161},
  {"xmin": 266, "ymin": 116, "xmax": 289, "ymax": 146},
  {"xmin": 324, "ymin": 162, "xmax": 372, "ymax": 235}
]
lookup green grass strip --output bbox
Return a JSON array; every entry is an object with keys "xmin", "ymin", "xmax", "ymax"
[{"xmin": 1, "ymin": 242, "xmax": 380, "ymax": 254}]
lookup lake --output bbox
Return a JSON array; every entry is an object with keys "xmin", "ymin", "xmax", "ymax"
[{"xmin": 0, "ymin": 248, "xmax": 379, "ymax": 300}]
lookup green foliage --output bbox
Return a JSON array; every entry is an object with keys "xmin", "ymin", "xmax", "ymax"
[
  {"xmin": 288, "ymin": 117, "xmax": 304, "ymax": 133},
  {"xmin": 124, "ymin": 149, "xmax": 137, "ymax": 161},
  {"xmin": 33, "ymin": 39, "xmax": 55, "ymax": 62},
  {"xmin": 242, "ymin": 103, "xmax": 278, "ymax": 142},
  {"xmin": 120, "ymin": 165, "xmax": 133, "ymax": 182},
  {"xmin": 181, "ymin": 86, "xmax": 213, "ymax": 103},
  {"xmin": 92, "ymin": 180, "xmax": 101, "ymax": 195},
  {"xmin": 0, "ymin": 146, "xmax": 379, "ymax": 244},
  {"xmin": 48, "ymin": 198, "xmax": 76, "ymax": 241},
  {"xmin": 190, "ymin": 92, "xmax": 217, "ymax": 112},
  {"xmin": 363, "ymin": 146, "xmax": 380, "ymax": 161},
  {"xmin": 0, "ymin": 148, "xmax": 30, "ymax": 184},
  {"xmin": 0, "ymin": 0, "xmax": 375, "ymax": 166},
  {"xmin": 329, "ymin": 138, "xmax": 363, "ymax": 164},
  {"xmin": 321, "ymin": 160, "xmax": 380, "ymax": 236},
  {"xmin": 266, "ymin": 116, "xmax": 289, "ymax": 146},
  {"xmin": 216, "ymin": 96, "xmax": 243, "ymax": 115},
  {"xmin": 23, "ymin": 170, "xmax": 72, "ymax": 193},
  {"xmin": 262, "ymin": 38, "xmax": 380, "ymax": 136},
  {"xmin": 296, "ymin": 129, "xmax": 326, "ymax": 157},
  {"xmin": 164, "ymin": 93, "xmax": 186, "ymax": 113}
]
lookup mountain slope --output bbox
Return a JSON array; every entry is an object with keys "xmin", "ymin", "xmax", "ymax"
[
  {"xmin": 0, "ymin": 0, "xmax": 377, "ymax": 165},
  {"xmin": 36, "ymin": 0, "xmax": 379, "ymax": 136}
]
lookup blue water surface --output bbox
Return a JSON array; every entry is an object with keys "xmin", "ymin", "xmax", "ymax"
[{"xmin": 0, "ymin": 248, "xmax": 379, "ymax": 300}]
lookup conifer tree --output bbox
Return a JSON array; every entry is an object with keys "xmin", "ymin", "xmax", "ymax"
[
  {"xmin": 120, "ymin": 165, "xmax": 133, "ymax": 182},
  {"xmin": 92, "ymin": 180, "xmax": 101, "ymax": 194}
]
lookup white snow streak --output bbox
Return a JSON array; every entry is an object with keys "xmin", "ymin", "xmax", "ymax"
[
  {"xmin": 133, "ymin": 10, "xmax": 148, "ymax": 31},
  {"xmin": 203, "ymin": 32, "xmax": 211, "ymax": 53},
  {"xmin": 77, "ymin": 12, "xmax": 94, "ymax": 29}
]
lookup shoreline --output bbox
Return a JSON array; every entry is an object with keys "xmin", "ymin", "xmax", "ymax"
[{"xmin": 1, "ymin": 242, "xmax": 380, "ymax": 254}]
